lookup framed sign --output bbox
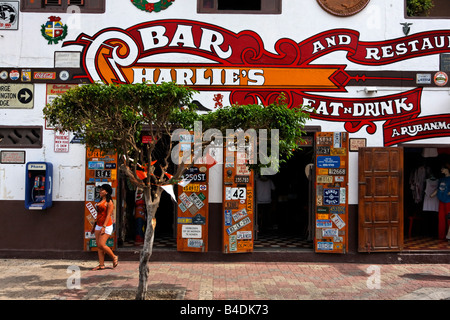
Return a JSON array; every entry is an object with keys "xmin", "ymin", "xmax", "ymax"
[
  {"xmin": 0, "ymin": 150, "xmax": 25, "ymax": 164},
  {"xmin": 349, "ymin": 138, "xmax": 366, "ymax": 152},
  {"xmin": 0, "ymin": 2, "xmax": 19, "ymax": 30}
]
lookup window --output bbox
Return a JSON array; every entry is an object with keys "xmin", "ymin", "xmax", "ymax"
[
  {"xmin": 406, "ymin": 0, "xmax": 450, "ymax": 18},
  {"xmin": 198, "ymin": 0, "xmax": 281, "ymax": 14},
  {"xmin": 21, "ymin": 0, "xmax": 104, "ymax": 13}
]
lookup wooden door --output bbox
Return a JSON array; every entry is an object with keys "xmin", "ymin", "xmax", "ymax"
[{"xmin": 358, "ymin": 147, "xmax": 404, "ymax": 252}]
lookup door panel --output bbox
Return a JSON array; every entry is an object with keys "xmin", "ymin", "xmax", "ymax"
[{"xmin": 358, "ymin": 147, "xmax": 404, "ymax": 252}]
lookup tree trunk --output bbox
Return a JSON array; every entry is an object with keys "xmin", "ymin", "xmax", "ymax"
[{"xmin": 135, "ymin": 187, "xmax": 161, "ymax": 300}]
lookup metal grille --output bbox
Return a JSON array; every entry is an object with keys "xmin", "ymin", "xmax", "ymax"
[{"xmin": 0, "ymin": 126, "xmax": 43, "ymax": 148}]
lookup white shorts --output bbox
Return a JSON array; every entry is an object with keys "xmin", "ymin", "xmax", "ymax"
[{"xmin": 95, "ymin": 225, "xmax": 113, "ymax": 235}]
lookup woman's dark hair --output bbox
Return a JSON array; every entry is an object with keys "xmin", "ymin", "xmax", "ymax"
[{"xmin": 100, "ymin": 184, "xmax": 113, "ymax": 202}]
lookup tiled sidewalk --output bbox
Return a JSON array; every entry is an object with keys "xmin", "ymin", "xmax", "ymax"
[{"xmin": 0, "ymin": 259, "xmax": 448, "ymax": 301}]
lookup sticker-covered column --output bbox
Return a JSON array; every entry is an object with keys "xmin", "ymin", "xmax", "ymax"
[
  {"xmin": 222, "ymin": 145, "xmax": 254, "ymax": 254},
  {"xmin": 84, "ymin": 149, "xmax": 118, "ymax": 251},
  {"xmin": 315, "ymin": 132, "xmax": 348, "ymax": 254},
  {"xmin": 176, "ymin": 165, "xmax": 209, "ymax": 252}
]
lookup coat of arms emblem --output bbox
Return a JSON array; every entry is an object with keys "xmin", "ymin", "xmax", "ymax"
[{"xmin": 41, "ymin": 16, "xmax": 67, "ymax": 45}]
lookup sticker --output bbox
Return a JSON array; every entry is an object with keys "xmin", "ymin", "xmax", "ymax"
[
  {"xmin": 187, "ymin": 239, "xmax": 203, "ymax": 248},
  {"xmin": 189, "ymin": 193, "xmax": 204, "ymax": 209},
  {"xmin": 177, "ymin": 217, "xmax": 192, "ymax": 224},
  {"xmin": 329, "ymin": 168, "xmax": 346, "ymax": 175},
  {"xmin": 183, "ymin": 184, "xmax": 199, "ymax": 192},
  {"xmin": 330, "ymin": 206, "xmax": 345, "ymax": 214},
  {"xmin": 21, "ymin": 69, "xmax": 31, "ymax": 82},
  {"xmin": 324, "ymin": 188, "xmax": 340, "ymax": 205},
  {"xmin": 317, "ymin": 156, "xmax": 341, "ymax": 168},
  {"xmin": 316, "ymin": 146, "xmax": 330, "ymax": 155},
  {"xmin": 317, "ymin": 206, "xmax": 329, "ymax": 213},
  {"xmin": 317, "ymin": 242, "xmax": 334, "ymax": 251},
  {"xmin": 317, "ymin": 214, "xmax": 329, "ymax": 220},
  {"xmin": 226, "ymin": 216, "xmax": 251, "ymax": 235},
  {"xmin": 317, "ymin": 135, "xmax": 333, "ymax": 145},
  {"xmin": 178, "ymin": 192, "xmax": 193, "ymax": 209},
  {"xmin": 59, "ymin": 70, "xmax": 70, "ymax": 81},
  {"xmin": 188, "ymin": 204, "xmax": 199, "ymax": 215},
  {"xmin": 224, "ymin": 210, "xmax": 232, "ymax": 226},
  {"xmin": 225, "ymin": 187, "xmax": 246, "ymax": 200},
  {"xmin": 340, "ymin": 187, "xmax": 346, "ymax": 204},
  {"xmin": 316, "ymin": 219, "xmax": 332, "ymax": 228},
  {"xmin": 86, "ymin": 185, "xmax": 95, "ymax": 202},
  {"xmin": 235, "ymin": 175, "xmax": 250, "ymax": 183},
  {"xmin": 199, "ymin": 185, "xmax": 207, "ymax": 191},
  {"xmin": 335, "ymin": 176, "xmax": 345, "ymax": 182},
  {"xmin": 322, "ymin": 228, "xmax": 339, "ymax": 237},
  {"xmin": 197, "ymin": 192, "xmax": 206, "ymax": 201},
  {"xmin": 333, "ymin": 132, "xmax": 341, "ymax": 148},
  {"xmin": 236, "ymin": 164, "xmax": 251, "ymax": 175},
  {"xmin": 88, "ymin": 161, "xmax": 104, "ymax": 170},
  {"xmin": 9, "ymin": 70, "xmax": 19, "ymax": 81},
  {"xmin": 181, "ymin": 225, "xmax": 202, "ymax": 238},
  {"xmin": 178, "ymin": 202, "xmax": 187, "ymax": 212},
  {"xmin": 434, "ymin": 71, "xmax": 448, "ymax": 86},
  {"xmin": 85, "ymin": 202, "xmax": 97, "ymax": 219},
  {"xmin": 317, "ymin": 175, "xmax": 333, "ymax": 183},
  {"xmin": 232, "ymin": 208, "xmax": 248, "ymax": 222},
  {"xmin": 331, "ymin": 214, "xmax": 346, "ymax": 229},
  {"xmin": 237, "ymin": 231, "xmax": 252, "ymax": 240},
  {"xmin": 237, "ymin": 240, "xmax": 253, "ymax": 250},
  {"xmin": 246, "ymin": 187, "xmax": 253, "ymax": 214},
  {"xmin": 229, "ymin": 235, "xmax": 237, "ymax": 251},
  {"xmin": 225, "ymin": 201, "xmax": 239, "ymax": 210},
  {"xmin": 182, "ymin": 167, "xmax": 206, "ymax": 182},
  {"xmin": 331, "ymin": 148, "xmax": 346, "ymax": 155},
  {"xmin": 0, "ymin": 71, "xmax": 7, "ymax": 80},
  {"xmin": 192, "ymin": 214, "xmax": 206, "ymax": 225}
]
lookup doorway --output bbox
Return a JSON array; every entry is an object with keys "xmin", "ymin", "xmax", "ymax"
[
  {"xmin": 403, "ymin": 146, "xmax": 450, "ymax": 251},
  {"xmin": 254, "ymin": 137, "xmax": 315, "ymax": 250}
]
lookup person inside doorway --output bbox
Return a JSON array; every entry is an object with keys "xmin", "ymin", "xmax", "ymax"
[
  {"xmin": 431, "ymin": 163, "xmax": 450, "ymax": 240},
  {"xmin": 256, "ymin": 175, "xmax": 276, "ymax": 232}
]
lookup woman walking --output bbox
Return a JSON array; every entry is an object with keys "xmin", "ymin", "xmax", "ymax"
[{"xmin": 92, "ymin": 184, "xmax": 118, "ymax": 270}]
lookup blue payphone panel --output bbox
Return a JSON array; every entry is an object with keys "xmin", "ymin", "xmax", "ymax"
[{"xmin": 25, "ymin": 162, "xmax": 53, "ymax": 210}]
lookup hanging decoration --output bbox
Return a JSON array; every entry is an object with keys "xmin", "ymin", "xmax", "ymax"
[
  {"xmin": 130, "ymin": 0, "xmax": 175, "ymax": 13},
  {"xmin": 41, "ymin": 16, "xmax": 67, "ymax": 45}
]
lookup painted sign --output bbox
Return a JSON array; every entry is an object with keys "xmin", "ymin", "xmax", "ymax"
[
  {"xmin": 63, "ymin": 20, "xmax": 450, "ymax": 146},
  {"xmin": 315, "ymin": 132, "xmax": 348, "ymax": 254}
]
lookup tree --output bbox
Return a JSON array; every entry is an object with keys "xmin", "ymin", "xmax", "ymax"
[{"xmin": 43, "ymin": 82, "xmax": 309, "ymax": 299}]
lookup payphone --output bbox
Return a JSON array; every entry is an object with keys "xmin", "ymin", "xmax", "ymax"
[{"xmin": 25, "ymin": 162, "xmax": 53, "ymax": 210}]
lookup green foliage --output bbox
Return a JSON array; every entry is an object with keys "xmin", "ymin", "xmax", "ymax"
[
  {"xmin": 407, "ymin": 0, "xmax": 434, "ymax": 16},
  {"xmin": 43, "ymin": 82, "xmax": 309, "ymax": 177},
  {"xmin": 43, "ymin": 82, "xmax": 196, "ymax": 155},
  {"xmin": 198, "ymin": 94, "xmax": 310, "ymax": 172}
]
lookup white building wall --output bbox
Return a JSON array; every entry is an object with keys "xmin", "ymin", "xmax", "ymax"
[{"xmin": 1, "ymin": 0, "xmax": 449, "ymax": 205}]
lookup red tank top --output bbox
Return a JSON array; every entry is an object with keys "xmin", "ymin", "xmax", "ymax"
[{"xmin": 96, "ymin": 200, "xmax": 113, "ymax": 227}]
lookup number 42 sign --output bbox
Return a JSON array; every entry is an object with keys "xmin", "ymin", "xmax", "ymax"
[{"xmin": 225, "ymin": 187, "xmax": 246, "ymax": 200}]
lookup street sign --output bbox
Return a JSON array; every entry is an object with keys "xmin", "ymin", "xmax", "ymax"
[{"xmin": 0, "ymin": 84, "xmax": 34, "ymax": 108}]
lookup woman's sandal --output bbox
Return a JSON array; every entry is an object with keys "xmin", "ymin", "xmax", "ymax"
[
  {"xmin": 113, "ymin": 256, "xmax": 119, "ymax": 268},
  {"xmin": 92, "ymin": 265, "xmax": 105, "ymax": 271}
]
